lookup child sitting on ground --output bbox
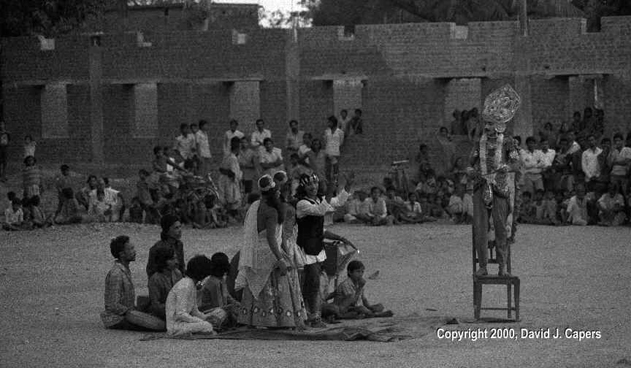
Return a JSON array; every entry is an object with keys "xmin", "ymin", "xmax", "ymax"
[
  {"xmin": 29, "ymin": 195, "xmax": 52, "ymax": 228},
  {"xmin": 517, "ymin": 191, "xmax": 536, "ymax": 224},
  {"xmin": 54, "ymin": 188, "xmax": 83, "ymax": 225},
  {"xmin": 541, "ymin": 190, "xmax": 560, "ymax": 225},
  {"xmin": 448, "ymin": 184, "xmax": 467, "ymax": 224},
  {"xmin": 597, "ymin": 183, "xmax": 626, "ymax": 226},
  {"xmin": 402, "ymin": 192, "xmax": 425, "ymax": 223},
  {"xmin": 198, "ymin": 252, "xmax": 241, "ymax": 329},
  {"xmin": 566, "ymin": 185, "xmax": 590, "ymax": 226},
  {"xmin": 327, "ymin": 260, "xmax": 393, "ymax": 319},
  {"xmin": 365, "ymin": 186, "xmax": 393, "ymax": 226},
  {"xmin": 3, "ymin": 198, "xmax": 25, "ymax": 231},
  {"xmin": 128, "ymin": 197, "xmax": 144, "ymax": 224},
  {"xmin": 344, "ymin": 190, "xmax": 366, "ymax": 224}
]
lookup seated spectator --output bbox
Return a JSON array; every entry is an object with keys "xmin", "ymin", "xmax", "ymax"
[
  {"xmin": 364, "ymin": 186, "xmax": 393, "ymax": 226},
  {"xmin": 91, "ymin": 178, "xmax": 125, "ymax": 222},
  {"xmin": 165, "ymin": 255, "xmax": 216, "ymax": 336},
  {"xmin": 436, "ymin": 176, "xmax": 454, "ymax": 198},
  {"xmin": 148, "ymin": 246, "xmax": 183, "ymax": 320},
  {"xmin": 88, "ymin": 188, "xmax": 112, "ymax": 222},
  {"xmin": 517, "ymin": 191, "xmax": 536, "ymax": 224},
  {"xmin": 597, "ymin": 184, "xmax": 626, "ymax": 226},
  {"xmin": 55, "ymin": 164, "xmax": 73, "ymax": 217},
  {"xmin": 198, "ymin": 252, "xmax": 240, "ymax": 329},
  {"xmin": 3, "ymin": 198, "xmax": 25, "ymax": 231},
  {"xmin": 259, "ymin": 138, "xmax": 284, "ymax": 177},
  {"xmin": 566, "ymin": 185, "xmax": 591, "ymax": 226},
  {"xmin": 54, "ymin": 188, "xmax": 83, "ymax": 225},
  {"xmin": 128, "ymin": 197, "xmax": 144, "ymax": 224},
  {"xmin": 541, "ymin": 190, "xmax": 560, "ymax": 225},
  {"xmin": 416, "ymin": 169, "xmax": 437, "ymax": 197},
  {"xmin": 608, "ymin": 133, "xmax": 631, "ymax": 197},
  {"xmin": 451, "ymin": 156, "xmax": 469, "ymax": 187},
  {"xmin": 344, "ymin": 190, "xmax": 366, "ymax": 224},
  {"xmin": 328, "ymin": 261, "xmax": 392, "ymax": 320},
  {"xmin": 402, "ymin": 192, "xmax": 426, "ymax": 223},
  {"xmin": 448, "ymin": 184, "xmax": 468, "ymax": 224},
  {"xmin": 28, "ymin": 195, "xmax": 52, "ymax": 228},
  {"xmin": 22, "ymin": 155, "xmax": 42, "ymax": 201},
  {"xmin": 384, "ymin": 187, "xmax": 408, "ymax": 224},
  {"xmin": 77, "ymin": 175, "xmax": 98, "ymax": 210},
  {"xmin": 100, "ymin": 236, "xmax": 165, "ymax": 331},
  {"xmin": 429, "ymin": 194, "xmax": 447, "ymax": 219},
  {"xmin": 418, "ymin": 194, "xmax": 437, "ymax": 222}
]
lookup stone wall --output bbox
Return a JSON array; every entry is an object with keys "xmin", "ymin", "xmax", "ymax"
[{"xmin": 2, "ymin": 17, "xmax": 631, "ymax": 169}]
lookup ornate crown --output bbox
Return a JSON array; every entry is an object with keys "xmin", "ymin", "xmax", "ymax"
[{"xmin": 482, "ymin": 84, "xmax": 521, "ymax": 132}]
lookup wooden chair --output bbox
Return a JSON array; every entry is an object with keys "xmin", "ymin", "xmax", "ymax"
[{"xmin": 472, "ymin": 239, "xmax": 520, "ymax": 321}]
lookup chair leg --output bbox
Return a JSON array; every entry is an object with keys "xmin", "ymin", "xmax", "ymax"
[
  {"xmin": 514, "ymin": 279, "xmax": 520, "ymax": 321},
  {"xmin": 507, "ymin": 281, "xmax": 512, "ymax": 319},
  {"xmin": 473, "ymin": 281, "xmax": 482, "ymax": 320}
]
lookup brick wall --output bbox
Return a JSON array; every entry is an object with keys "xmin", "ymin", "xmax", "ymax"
[{"xmin": 3, "ymin": 16, "xmax": 631, "ymax": 170}]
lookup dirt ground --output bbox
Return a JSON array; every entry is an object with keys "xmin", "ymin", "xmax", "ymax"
[{"xmin": 1, "ymin": 220, "xmax": 630, "ymax": 368}]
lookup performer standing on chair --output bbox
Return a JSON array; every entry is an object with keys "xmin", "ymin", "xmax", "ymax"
[{"xmin": 469, "ymin": 85, "xmax": 521, "ymax": 277}]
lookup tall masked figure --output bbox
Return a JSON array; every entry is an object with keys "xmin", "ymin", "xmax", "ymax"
[{"xmin": 469, "ymin": 85, "xmax": 521, "ymax": 277}]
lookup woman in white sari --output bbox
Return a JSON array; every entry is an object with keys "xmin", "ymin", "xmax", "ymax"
[{"xmin": 235, "ymin": 175, "xmax": 306, "ymax": 328}]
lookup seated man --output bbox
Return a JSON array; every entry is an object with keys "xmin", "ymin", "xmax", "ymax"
[
  {"xmin": 101, "ymin": 236, "xmax": 165, "ymax": 331},
  {"xmin": 597, "ymin": 183, "xmax": 626, "ymax": 226},
  {"xmin": 325, "ymin": 261, "xmax": 392, "ymax": 319},
  {"xmin": 566, "ymin": 185, "xmax": 591, "ymax": 226}
]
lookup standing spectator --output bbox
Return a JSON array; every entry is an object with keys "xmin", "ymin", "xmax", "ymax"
[
  {"xmin": 338, "ymin": 109, "xmax": 352, "ymax": 137},
  {"xmin": 298, "ymin": 132, "xmax": 312, "ymax": 159},
  {"xmin": 195, "ymin": 120, "xmax": 212, "ymax": 177},
  {"xmin": 285, "ymin": 120, "xmax": 304, "ymax": 156},
  {"xmin": 250, "ymin": 119, "xmax": 271, "ymax": 153},
  {"xmin": 306, "ymin": 138, "xmax": 326, "ymax": 183},
  {"xmin": 581, "ymin": 107, "xmax": 595, "ymax": 136},
  {"xmin": 324, "ymin": 116, "xmax": 344, "ymax": 189},
  {"xmin": 608, "ymin": 133, "xmax": 631, "ymax": 196},
  {"xmin": 259, "ymin": 138, "xmax": 284, "ymax": 177},
  {"xmin": 23, "ymin": 135, "xmax": 36, "ymax": 158},
  {"xmin": 100, "ymin": 236, "xmax": 165, "ymax": 331},
  {"xmin": 552, "ymin": 137, "xmax": 575, "ymax": 193},
  {"xmin": 349, "ymin": 109, "xmax": 363, "ymax": 135},
  {"xmin": 223, "ymin": 119, "xmax": 244, "ymax": 158},
  {"xmin": 146, "ymin": 214, "xmax": 186, "ymax": 280},
  {"xmin": 566, "ymin": 131, "xmax": 581, "ymax": 155},
  {"xmin": 22, "ymin": 156, "xmax": 42, "ymax": 200},
  {"xmin": 173, "ymin": 123, "xmax": 196, "ymax": 166},
  {"xmin": 217, "ymin": 137, "xmax": 243, "ymax": 220},
  {"xmin": 521, "ymin": 137, "xmax": 544, "ymax": 195},
  {"xmin": 582, "ymin": 134, "xmax": 603, "ymax": 192},
  {"xmin": 54, "ymin": 164, "xmax": 73, "ymax": 217},
  {"xmin": 570, "ymin": 111, "xmax": 583, "ymax": 133},
  {"xmin": 450, "ymin": 109, "xmax": 465, "ymax": 135},
  {"xmin": 0, "ymin": 121, "xmax": 10, "ymax": 182},
  {"xmin": 540, "ymin": 138, "xmax": 556, "ymax": 190},
  {"xmin": 238, "ymin": 136, "xmax": 259, "ymax": 196},
  {"xmin": 437, "ymin": 127, "xmax": 455, "ymax": 176}
]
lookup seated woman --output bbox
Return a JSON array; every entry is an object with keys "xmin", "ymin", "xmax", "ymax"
[
  {"xmin": 148, "ymin": 247, "xmax": 183, "ymax": 320},
  {"xmin": 198, "ymin": 252, "xmax": 241, "ymax": 329},
  {"xmin": 100, "ymin": 236, "xmax": 165, "ymax": 331},
  {"xmin": 165, "ymin": 255, "xmax": 216, "ymax": 336}
]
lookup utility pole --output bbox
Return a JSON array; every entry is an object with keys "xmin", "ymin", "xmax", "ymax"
[{"xmin": 519, "ymin": 0, "xmax": 528, "ymax": 36}]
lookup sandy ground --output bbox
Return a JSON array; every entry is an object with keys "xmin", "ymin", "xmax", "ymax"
[{"xmin": 1, "ymin": 220, "xmax": 630, "ymax": 368}]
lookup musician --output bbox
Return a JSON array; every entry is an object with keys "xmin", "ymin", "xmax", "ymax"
[{"xmin": 468, "ymin": 85, "xmax": 521, "ymax": 277}]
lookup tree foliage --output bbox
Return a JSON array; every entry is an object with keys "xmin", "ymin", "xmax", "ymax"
[
  {"xmin": 308, "ymin": 0, "xmax": 631, "ymax": 28},
  {"xmin": 0, "ymin": 0, "xmax": 106, "ymax": 37}
]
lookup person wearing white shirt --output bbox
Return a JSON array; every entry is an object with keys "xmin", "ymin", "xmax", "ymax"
[
  {"xmin": 250, "ymin": 119, "xmax": 272, "ymax": 153},
  {"xmin": 196, "ymin": 120, "xmax": 212, "ymax": 177},
  {"xmin": 223, "ymin": 119, "xmax": 244, "ymax": 158},
  {"xmin": 173, "ymin": 123, "xmax": 196, "ymax": 162},
  {"xmin": 259, "ymin": 138, "xmax": 284, "ymax": 177},
  {"xmin": 581, "ymin": 134, "xmax": 603, "ymax": 190},
  {"xmin": 338, "ymin": 109, "xmax": 352, "ymax": 137},
  {"xmin": 566, "ymin": 131, "xmax": 581, "ymax": 155},
  {"xmin": 324, "ymin": 116, "xmax": 345, "ymax": 189},
  {"xmin": 295, "ymin": 173, "xmax": 354, "ymax": 327},
  {"xmin": 285, "ymin": 120, "xmax": 304, "ymax": 156},
  {"xmin": 520, "ymin": 136, "xmax": 545, "ymax": 195}
]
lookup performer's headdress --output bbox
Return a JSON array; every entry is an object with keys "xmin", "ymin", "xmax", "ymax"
[
  {"xmin": 482, "ymin": 84, "xmax": 521, "ymax": 133},
  {"xmin": 298, "ymin": 173, "xmax": 319, "ymax": 188},
  {"xmin": 258, "ymin": 174, "xmax": 276, "ymax": 192}
]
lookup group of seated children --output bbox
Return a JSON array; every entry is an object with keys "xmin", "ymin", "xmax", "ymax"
[
  {"xmin": 337, "ymin": 181, "xmax": 473, "ymax": 227},
  {"xmin": 102, "ymin": 235, "xmax": 389, "ymax": 335},
  {"xmin": 518, "ymin": 182, "xmax": 628, "ymax": 227}
]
